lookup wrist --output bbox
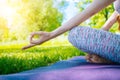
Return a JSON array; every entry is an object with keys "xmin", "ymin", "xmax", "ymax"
[
  {"xmin": 101, "ymin": 27, "xmax": 109, "ymax": 31},
  {"xmin": 50, "ymin": 31, "xmax": 56, "ymax": 38}
]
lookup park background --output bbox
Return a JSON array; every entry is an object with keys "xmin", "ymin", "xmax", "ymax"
[{"xmin": 0, "ymin": 0, "xmax": 119, "ymax": 74}]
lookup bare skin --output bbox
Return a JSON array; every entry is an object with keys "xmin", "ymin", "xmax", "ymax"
[
  {"xmin": 85, "ymin": 54, "xmax": 114, "ymax": 64},
  {"xmin": 86, "ymin": 11, "xmax": 119, "ymax": 63},
  {"xmin": 22, "ymin": 0, "xmax": 115, "ymax": 50},
  {"xmin": 22, "ymin": 0, "xmax": 116, "ymax": 63}
]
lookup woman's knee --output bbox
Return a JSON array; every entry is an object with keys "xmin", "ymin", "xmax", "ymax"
[
  {"xmin": 68, "ymin": 26, "xmax": 86, "ymax": 47},
  {"xmin": 68, "ymin": 26, "xmax": 87, "ymax": 43},
  {"xmin": 68, "ymin": 27, "xmax": 79, "ymax": 44}
]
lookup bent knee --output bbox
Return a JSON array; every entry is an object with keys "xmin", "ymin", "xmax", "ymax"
[
  {"xmin": 68, "ymin": 27, "xmax": 79, "ymax": 44},
  {"xmin": 68, "ymin": 26, "xmax": 86, "ymax": 46},
  {"xmin": 68, "ymin": 26, "xmax": 88, "ymax": 43}
]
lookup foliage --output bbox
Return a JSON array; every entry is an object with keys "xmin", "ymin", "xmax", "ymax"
[
  {"xmin": 90, "ymin": 5, "xmax": 114, "ymax": 29},
  {"xmin": 76, "ymin": 0, "xmax": 118, "ymax": 33},
  {"xmin": 0, "ymin": 17, "xmax": 9, "ymax": 41},
  {"xmin": 0, "ymin": 0, "xmax": 63, "ymax": 41},
  {"xmin": 1, "ymin": 0, "xmax": 119, "ymax": 41}
]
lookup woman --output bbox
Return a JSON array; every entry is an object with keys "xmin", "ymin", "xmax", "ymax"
[
  {"xmin": 22, "ymin": 0, "xmax": 119, "ymax": 63},
  {"xmin": 86, "ymin": 0, "xmax": 120, "ymax": 63}
]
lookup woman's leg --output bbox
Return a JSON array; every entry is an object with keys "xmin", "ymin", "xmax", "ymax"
[
  {"xmin": 85, "ymin": 54, "xmax": 114, "ymax": 64},
  {"xmin": 68, "ymin": 26, "xmax": 120, "ymax": 63}
]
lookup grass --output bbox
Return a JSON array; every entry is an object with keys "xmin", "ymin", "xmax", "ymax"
[{"xmin": 0, "ymin": 36, "xmax": 85, "ymax": 74}]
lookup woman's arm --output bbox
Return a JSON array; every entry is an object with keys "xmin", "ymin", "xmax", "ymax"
[
  {"xmin": 22, "ymin": 0, "xmax": 115, "ymax": 50},
  {"xmin": 51, "ymin": 0, "xmax": 115, "ymax": 38},
  {"xmin": 101, "ymin": 11, "xmax": 119, "ymax": 31}
]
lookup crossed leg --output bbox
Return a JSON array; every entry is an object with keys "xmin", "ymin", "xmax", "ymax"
[{"xmin": 68, "ymin": 26, "xmax": 120, "ymax": 64}]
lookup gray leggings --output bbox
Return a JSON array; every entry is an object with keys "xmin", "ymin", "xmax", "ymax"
[{"xmin": 68, "ymin": 27, "xmax": 120, "ymax": 63}]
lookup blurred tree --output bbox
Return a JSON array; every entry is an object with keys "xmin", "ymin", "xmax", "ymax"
[
  {"xmin": 0, "ymin": 17, "xmax": 9, "ymax": 41},
  {"xmin": 1, "ymin": 0, "xmax": 119, "ymax": 41},
  {"xmin": 89, "ymin": 4, "xmax": 114, "ymax": 29},
  {"xmin": 76, "ymin": 0, "xmax": 118, "ymax": 33},
  {"xmin": 7, "ymin": 0, "xmax": 63, "ymax": 40}
]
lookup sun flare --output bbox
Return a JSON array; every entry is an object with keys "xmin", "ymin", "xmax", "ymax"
[
  {"xmin": 0, "ymin": 6, "xmax": 15, "ymax": 18},
  {"xmin": 0, "ymin": 1, "xmax": 16, "ymax": 27}
]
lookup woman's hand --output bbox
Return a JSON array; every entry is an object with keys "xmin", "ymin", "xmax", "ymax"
[
  {"xmin": 22, "ymin": 0, "xmax": 115, "ymax": 50},
  {"xmin": 22, "ymin": 31, "xmax": 52, "ymax": 50}
]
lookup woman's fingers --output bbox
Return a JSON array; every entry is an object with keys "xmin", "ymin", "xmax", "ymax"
[
  {"xmin": 22, "ymin": 44, "xmax": 37, "ymax": 50},
  {"xmin": 22, "ymin": 32, "xmax": 44, "ymax": 50},
  {"xmin": 29, "ymin": 33, "xmax": 35, "ymax": 42},
  {"xmin": 30, "ymin": 32, "xmax": 39, "ymax": 42},
  {"xmin": 22, "ymin": 39, "xmax": 42, "ymax": 50},
  {"xmin": 30, "ymin": 32, "xmax": 43, "ymax": 43},
  {"xmin": 22, "ymin": 31, "xmax": 51, "ymax": 50},
  {"xmin": 31, "ymin": 39, "xmax": 42, "ymax": 44}
]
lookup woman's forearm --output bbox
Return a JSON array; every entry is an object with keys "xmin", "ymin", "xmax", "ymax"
[
  {"xmin": 51, "ymin": 0, "xmax": 115, "ymax": 38},
  {"xmin": 102, "ymin": 11, "xmax": 118, "ymax": 31}
]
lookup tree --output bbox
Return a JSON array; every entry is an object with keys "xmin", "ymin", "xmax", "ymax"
[
  {"xmin": 0, "ymin": 17, "xmax": 9, "ymax": 41},
  {"xmin": 7, "ymin": 0, "xmax": 63, "ymax": 40},
  {"xmin": 76, "ymin": 0, "xmax": 118, "ymax": 33}
]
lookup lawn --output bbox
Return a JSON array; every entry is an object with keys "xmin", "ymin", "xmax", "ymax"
[{"xmin": 0, "ymin": 36, "xmax": 85, "ymax": 74}]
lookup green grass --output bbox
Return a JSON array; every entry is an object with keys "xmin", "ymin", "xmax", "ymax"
[{"xmin": 0, "ymin": 37, "xmax": 85, "ymax": 74}]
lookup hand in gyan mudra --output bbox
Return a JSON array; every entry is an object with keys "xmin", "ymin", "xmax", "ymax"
[{"xmin": 22, "ymin": 31, "xmax": 52, "ymax": 50}]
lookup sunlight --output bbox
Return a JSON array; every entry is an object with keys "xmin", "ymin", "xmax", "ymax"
[
  {"xmin": 0, "ymin": 6, "xmax": 15, "ymax": 18},
  {"xmin": 0, "ymin": 0, "xmax": 16, "ymax": 28}
]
